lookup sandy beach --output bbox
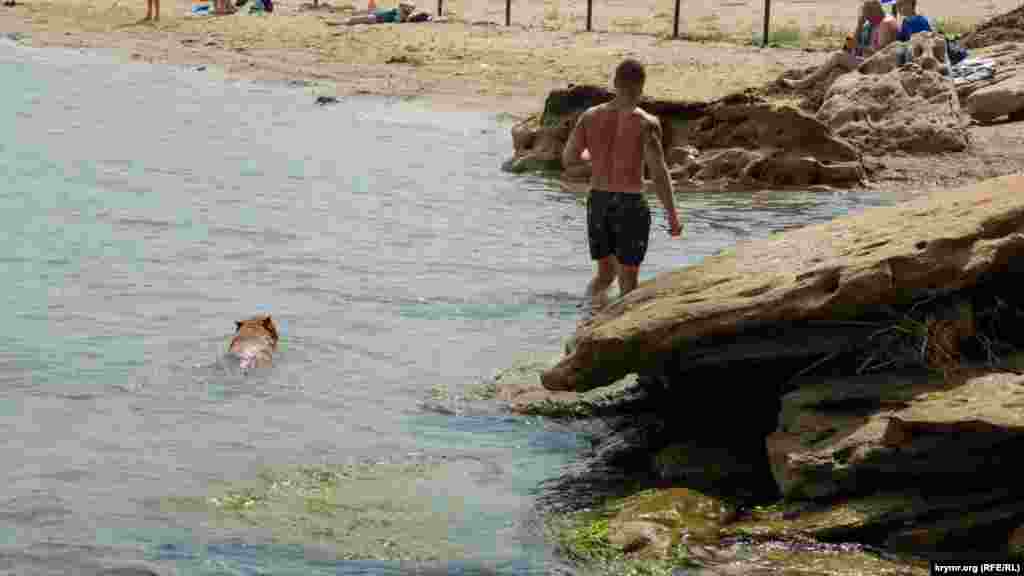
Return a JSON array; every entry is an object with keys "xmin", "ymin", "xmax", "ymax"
[
  {"xmin": 2, "ymin": 0, "xmax": 1023, "ymax": 187},
  {"xmin": 1, "ymin": 0, "xmax": 1003, "ymax": 115}
]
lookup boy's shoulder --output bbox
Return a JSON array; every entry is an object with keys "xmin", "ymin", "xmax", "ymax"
[{"xmin": 633, "ymin": 107, "xmax": 660, "ymax": 125}]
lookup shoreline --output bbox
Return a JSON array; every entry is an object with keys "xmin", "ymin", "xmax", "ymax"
[
  {"xmin": 6, "ymin": 15, "xmax": 1023, "ymax": 202},
  {"xmin": 0, "ymin": 17, "xmax": 542, "ymax": 118},
  {"xmin": 0, "ymin": 0, "xmax": 832, "ymax": 118},
  {"xmin": 4, "ymin": 0, "xmax": 1021, "ymax": 200}
]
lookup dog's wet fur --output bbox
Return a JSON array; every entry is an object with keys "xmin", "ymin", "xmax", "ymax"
[{"xmin": 228, "ymin": 315, "xmax": 279, "ymax": 371}]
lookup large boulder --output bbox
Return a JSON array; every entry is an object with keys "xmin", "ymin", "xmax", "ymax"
[
  {"xmin": 816, "ymin": 63, "xmax": 968, "ymax": 153},
  {"xmin": 954, "ymin": 42, "xmax": 1024, "ymax": 104},
  {"xmin": 539, "ymin": 173, "xmax": 1024, "ymax": 393},
  {"xmin": 502, "ymin": 113, "xmax": 571, "ymax": 173},
  {"xmin": 966, "ymin": 63, "xmax": 1024, "ymax": 122},
  {"xmin": 606, "ymin": 488, "xmax": 738, "ymax": 559},
  {"xmin": 766, "ymin": 369, "xmax": 1024, "ymax": 500},
  {"xmin": 503, "ymin": 85, "xmax": 865, "ymax": 189}
]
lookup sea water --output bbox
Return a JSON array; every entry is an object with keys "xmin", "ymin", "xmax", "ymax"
[{"xmin": 0, "ymin": 37, "xmax": 895, "ymax": 575}]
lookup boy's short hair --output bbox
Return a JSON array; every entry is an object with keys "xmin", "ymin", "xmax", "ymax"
[{"xmin": 614, "ymin": 58, "xmax": 646, "ymax": 88}]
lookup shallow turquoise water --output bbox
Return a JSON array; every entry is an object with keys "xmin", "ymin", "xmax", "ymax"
[{"xmin": 0, "ymin": 37, "xmax": 895, "ymax": 575}]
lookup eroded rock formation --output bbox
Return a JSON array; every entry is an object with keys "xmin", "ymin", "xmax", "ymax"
[
  {"xmin": 818, "ymin": 62, "xmax": 968, "ymax": 153},
  {"xmin": 504, "ymin": 86, "xmax": 865, "ymax": 190},
  {"xmin": 517, "ymin": 173, "xmax": 1024, "ymax": 564}
]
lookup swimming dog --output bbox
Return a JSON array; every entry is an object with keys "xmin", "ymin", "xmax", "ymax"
[{"xmin": 228, "ymin": 315, "xmax": 279, "ymax": 371}]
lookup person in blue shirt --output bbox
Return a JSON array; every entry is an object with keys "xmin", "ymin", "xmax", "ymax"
[
  {"xmin": 344, "ymin": 1, "xmax": 415, "ymax": 24},
  {"xmin": 896, "ymin": 0, "xmax": 932, "ymax": 42}
]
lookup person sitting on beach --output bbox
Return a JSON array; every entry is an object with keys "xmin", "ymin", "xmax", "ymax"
[
  {"xmin": 343, "ymin": 0, "xmax": 415, "ymax": 24},
  {"xmin": 895, "ymin": 0, "xmax": 932, "ymax": 41},
  {"xmin": 213, "ymin": 0, "xmax": 236, "ymax": 15},
  {"xmin": 781, "ymin": 0, "xmax": 898, "ymax": 89}
]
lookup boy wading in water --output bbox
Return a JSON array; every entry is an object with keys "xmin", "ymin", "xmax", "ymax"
[{"xmin": 562, "ymin": 58, "xmax": 682, "ymax": 322}]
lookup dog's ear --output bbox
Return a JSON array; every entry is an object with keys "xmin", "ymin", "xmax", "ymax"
[
  {"xmin": 235, "ymin": 320, "xmax": 243, "ymax": 332},
  {"xmin": 262, "ymin": 315, "xmax": 279, "ymax": 340}
]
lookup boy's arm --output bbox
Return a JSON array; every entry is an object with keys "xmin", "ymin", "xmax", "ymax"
[
  {"xmin": 642, "ymin": 116, "xmax": 681, "ymax": 235},
  {"xmin": 562, "ymin": 112, "xmax": 587, "ymax": 168}
]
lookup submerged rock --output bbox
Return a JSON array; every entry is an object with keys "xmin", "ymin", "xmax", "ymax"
[
  {"xmin": 608, "ymin": 488, "xmax": 738, "ymax": 559},
  {"xmin": 549, "ymin": 486, "xmax": 931, "ymax": 575},
  {"xmin": 490, "ymin": 351, "xmax": 645, "ymax": 417},
  {"xmin": 540, "ymin": 173, "xmax": 1024, "ymax": 393}
]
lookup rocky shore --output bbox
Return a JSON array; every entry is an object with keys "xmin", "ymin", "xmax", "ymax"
[
  {"xmin": 491, "ymin": 170, "xmax": 1024, "ymax": 574},
  {"xmin": 495, "ymin": 13, "xmax": 1024, "ymax": 568},
  {"xmin": 504, "ymin": 29, "xmax": 1024, "ymax": 193}
]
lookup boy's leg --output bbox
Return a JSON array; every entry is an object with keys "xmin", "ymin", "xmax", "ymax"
[
  {"xmin": 614, "ymin": 195, "xmax": 651, "ymax": 298},
  {"xmin": 617, "ymin": 264, "xmax": 640, "ymax": 296},
  {"xmin": 783, "ymin": 50, "xmax": 858, "ymax": 89},
  {"xmin": 584, "ymin": 191, "xmax": 617, "ymax": 317}
]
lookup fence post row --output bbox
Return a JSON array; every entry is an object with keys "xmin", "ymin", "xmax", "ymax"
[
  {"xmin": 673, "ymin": 0, "xmax": 681, "ymax": 37},
  {"xmin": 763, "ymin": 0, "xmax": 771, "ymax": 46},
  {"xmin": 452, "ymin": 0, "xmax": 771, "ymax": 41}
]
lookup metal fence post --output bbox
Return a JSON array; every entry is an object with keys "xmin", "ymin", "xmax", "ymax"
[
  {"xmin": 673, "ymin": 0, "xmax": 680, "ymax": 37},
  {"xmin": 763, "ymin": 0, "xmax": 771, "ymax": 46},
  {"xmin": 437, "ymin": 0, "xmax": 442, "ymax": 17},
  {"xmin": 587, "ymin": 0, "xmax": 592, "ymax": 31},
  {"xmin": 506, "ymin": 0, "xmax": 510, "ymax": 26}
]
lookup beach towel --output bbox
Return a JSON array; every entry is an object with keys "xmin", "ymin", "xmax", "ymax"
[
  {"xmin": 946, "ymin": 36, "xmax": 968, "ymax": 66},
  {"xmin": 951, "ymin": 57, "xmax": 996, "ymax": 85}
]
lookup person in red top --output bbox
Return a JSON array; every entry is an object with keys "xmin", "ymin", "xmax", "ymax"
[{"xmin": 562, "ymin": 58, "xmax": 682, "ymax": 317}]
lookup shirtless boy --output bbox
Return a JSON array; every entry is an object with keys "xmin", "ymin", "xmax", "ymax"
[{"xmin": 561, "ymin": 58, "xmax": 682, "ymax": 317}]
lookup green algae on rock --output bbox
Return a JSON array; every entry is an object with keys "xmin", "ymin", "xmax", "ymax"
[
  {"xmin": 549, "ymin": 486, "xmax": 931, "ymax": 576},
  {"xmin": 542, "ymin": 173, "xmax": 1024, "ymax": 393},
  {"xmin": 487, "ymin": 351, "xmax": 645, "ymax": 417},
  {"xmin": 163, "ymin": 459, "xmax": 468, "ymax": 562}
]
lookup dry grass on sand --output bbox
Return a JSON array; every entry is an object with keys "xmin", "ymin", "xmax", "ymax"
[{"xmin": 2, "ymin": 0, "xmax": 1016, "ymax": 113}]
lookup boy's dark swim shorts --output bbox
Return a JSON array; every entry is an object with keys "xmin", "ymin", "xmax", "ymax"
[{"xmin": 586, "ymin": 190, "xmax": 651, "ymax": 266}]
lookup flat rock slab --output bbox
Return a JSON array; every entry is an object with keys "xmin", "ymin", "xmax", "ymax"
[
  {"xmin": 967, "ymin": 72, "xmax": 1024, "ymax": 122},
  {"xmin": 541, "ymin": 173, "xmax": 1024, "ymax": 392},
  {"xmin": 726, "ymin": 488, "xmax": 1018, "ymax": 546},
  {"xmin": 890, "ymin": 370, "xmax": 1024, "ymax": 433},
  {"xmin": 955, "ymin": 42, "xmax": 1024, "ymax": 106},
  {"xmin": 491, "ymin": 352, "xmax": 642, "ymax": 416},
  {"xmin": 768, "ymin": 370, "xmax": 1024, "ymax": 500}
]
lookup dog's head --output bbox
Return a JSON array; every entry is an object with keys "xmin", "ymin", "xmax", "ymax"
[{"xmin": 234, "ymin": 315, "xmax": 279, "ymax": 345}]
